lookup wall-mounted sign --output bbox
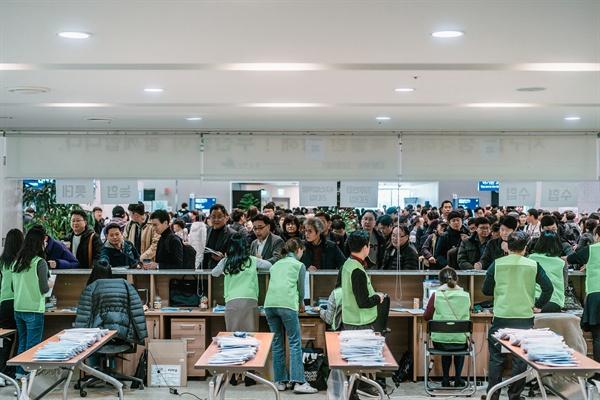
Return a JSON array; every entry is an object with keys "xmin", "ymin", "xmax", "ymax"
[
  {"xmin": 56, "ymin": 180, "xmax": 94, "ymax": 204},
  {"xmin": 339, "ymin": 181, "xmax": 378, "ymax": 208},
  {"xmin": 540, "ymin": 182, "xmax": 579, "ymax": 207},
  {"xmin": 299, "ymin": 181, "xmax": 337, "ymax": 206},
  {"xmin": 478, "ymin": 181, "xmax": 499, "ymax": 191},
  {"xmin": 498, "ymin": 182, "xmax": 536, "ymax": 206},
  {"xmin": 100, "ymin": 180, "xmax": 138, "ymax": 204}
]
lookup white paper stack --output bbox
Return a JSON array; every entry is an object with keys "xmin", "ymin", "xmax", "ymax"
[
  {"xmin": 207, "ymin": 335, "xmax": 261, "ymax": 365},
  {"xmin": 339, "ymin": 330, "xmax": 386, "ymax": 366},
  {"xmin": 494, "ymin": 328, "xmax": 579, "ymax": 367}
]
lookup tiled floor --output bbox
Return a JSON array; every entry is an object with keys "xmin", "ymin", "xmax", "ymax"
[{"xmin": 0, "ymin": 376, "xmax": 534, "ymax": 400}]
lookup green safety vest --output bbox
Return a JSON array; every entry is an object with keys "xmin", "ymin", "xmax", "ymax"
[
  {"xmin": 12, "ymin": 256, "xmax": 45, "ymax": 313},
  {"xmin": 431, "ymin": 289, "xmax": 471, "ymax": 344},
  {"xmin": 341, "ymin": 258, "xmax": 377, "ymax": 326},
  {"xmin": 529, "ymin": 253, "xmax": 565, "ymax": 308},
  {"xmin": 224, "ymin": 256, "xmax": 258, "ymax": 303},
  {"xmin": 586, "ymin": 243, "xmax": 600, "ymax": 295},
  {"xmin": 264, "ymin": 256, "xmax": 302, "ymax": 311},
  {"xmin": 493, "ymin": 254, "xmax": 537, "ymax": 319},
  {"xmin": 0, "ymin": 262, "xmax": 15, "ymax": 302}
]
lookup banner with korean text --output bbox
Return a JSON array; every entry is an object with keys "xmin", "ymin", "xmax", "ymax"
[
  {"xmin": 100, "ymin": 180, "xmax": 139, "ymax": 204},
  {"xmin": 340, "ymin": 181, "xmax": 378, "ymax": 208},
  {"xmin": 56, "ymin": 180, "xmax": 94, "ymax": 204},
  {"xmin": 299, "ymin": 181, "xmax": 337, "ymax": 207}
]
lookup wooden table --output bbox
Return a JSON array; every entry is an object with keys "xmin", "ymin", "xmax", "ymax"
[
  {"xmin": 0, "ymin": 329, "xmax": 20, "ymax": 398},
  {"xmin": 326, "ymin": 331, "xmax": 399, "ymax": 400},
  {"xmin": 195, "ymin": 332, "xmax": 279, "ymax": 400},
  {"xmin": 486, "ymin": 336, "xmax": 600, "ymax": 400},
  {"xmin": 8, "ymin": 329, "xmax": 119, "ymax": 400}
]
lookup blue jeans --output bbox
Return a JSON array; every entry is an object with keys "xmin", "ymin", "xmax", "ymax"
[
  {"xmin": 265, "ymin": 307, "xmax": 305, "ymax": 384},
  {"xmin": 14, "ymin": 311, "xmax": 44, "ymax": 377}
]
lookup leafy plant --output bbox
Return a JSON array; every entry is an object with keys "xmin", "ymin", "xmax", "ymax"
[
  {"xmin": 237, "ymin": 193, "xmax": 260, "ymax": 211},
  {"xmin": 314, "ymin": 206, "xmax": 360, "ymax": 233},
  {"xmin": 22, "ymin": 181, "xmax": 89, "ymax": 239}
]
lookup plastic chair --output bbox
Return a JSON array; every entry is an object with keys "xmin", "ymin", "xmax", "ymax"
[{"xmin": 424, "ymin": 320, "xmax": 476, "ymax": 396}]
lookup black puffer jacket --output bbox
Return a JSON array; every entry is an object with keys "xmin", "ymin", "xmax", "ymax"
[{"xmin": 74, "ymin": 278, "xmax": 148, "ymax": 345}]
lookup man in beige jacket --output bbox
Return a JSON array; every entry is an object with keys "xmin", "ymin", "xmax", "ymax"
[{"xmin": 124, "ymin": 202, "xmax": 160, "ymax": 261}]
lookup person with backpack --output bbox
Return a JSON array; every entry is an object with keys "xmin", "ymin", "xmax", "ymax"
[{"xmin": 423, "ymin": 267, "xmax": 471, "ymax": 388}]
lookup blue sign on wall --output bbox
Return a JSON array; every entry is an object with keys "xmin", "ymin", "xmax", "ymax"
[
  {"xmin": 478, "ymin": 181, "xmax": 499, "ymax": 191},
  {"xmin": 458, "ymin": 198, "xmax": 480, "ymax": 210},
  {"xmin": 192, "ymin": 197, "xmax": 217, "ymax": 212}
]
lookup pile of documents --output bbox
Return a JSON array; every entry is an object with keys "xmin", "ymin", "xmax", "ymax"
[
  {"xmin": 494, "ymin": 328, "xmax": 579, "ymax": 367},
  {"xmin": 34, "ymin": 328, "xmax": 110, "ymax": 361},
  {"xmin": 339, "ymin": 329, "xmax": 386, "ymax": 366},
  {"xmin": 207, "ymin": 335, "xmax": 261, "ymax": 365}
]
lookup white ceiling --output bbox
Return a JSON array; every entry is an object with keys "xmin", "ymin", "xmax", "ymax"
[{"xmin": 1, "ymin": 0, "xmax": 599, "ymax": 133}]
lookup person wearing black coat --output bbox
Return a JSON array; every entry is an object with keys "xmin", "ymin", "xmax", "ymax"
[
  {"xmin": 457, "ymin": 217, "xmax": 491, "ymax": 270},
  {"xmin": 301, "ymin": 218, "xmax": 346, "ymax": 270},
  {"xmin": 478, "ymin": 215, "xmax": 519, "ymax": 270},
  {"xmin": 434, "ymin": 211, "xmax": 470, "ymax": 268},
  {"xmin": 62, "ymin": 210, "xmax": 103, "ymax": 268},
  {"xmin": 383, "ymin": 225, "xmax": 419, "ymax": 270}
]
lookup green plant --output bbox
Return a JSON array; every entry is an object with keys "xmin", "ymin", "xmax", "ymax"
[
  {"xmin": 22, "ymin": 181, "xmax": 89, "ymax": 238},
  {"xmin": 314, "ymin": 206, "xmax": 360, "ymax": 233},
  {"xmin": 237, "ymin": 193, "xmax": 260, "ymax": 211}
]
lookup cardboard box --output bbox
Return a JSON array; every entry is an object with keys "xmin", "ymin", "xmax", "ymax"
[{"xmin": 147, "ymin": 339, "xmax": 187, "ymax": 387}]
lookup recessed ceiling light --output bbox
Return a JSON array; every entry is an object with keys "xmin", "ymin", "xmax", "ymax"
[
  {"xmin": 394, "ymin": 88, "xmax": 415, "ymax": 92},
  {"xmin": 7, "ymin": 86, "xmax": 51, "ymax": 94},
  {"xmin": 144, "ymin": 88, "xmax": 164, "ymax": 93},
  {"xmin": 58, "ymin": 31, "xmax": 92, "ymax": 39},
  {"xmin": 565, "ymin": 117, "xmax": 581, "ymax": 121},
  {"xmin": 431, "ymin": 30, "xmax": 464, "ymax": 38},
  {"xmin": 376, "ymin": 117, "xmax": 391, "ymax": 120},
  {"xmin": 517, "ymin": 87, "xmax": 546, "ymax": 92},
  {"xmin": 186, "ymin": 117, "xmax": 203, "ymax": 121}
]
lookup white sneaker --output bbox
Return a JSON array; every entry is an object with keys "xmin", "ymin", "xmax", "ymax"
[
  {"xmin": 0, "ymin": 378, "xmax": 6, "ymax": 387},
  {"xmin": 276, "ymin": 382, "xmax": 287, "ymax": 391},
  {"xmin": 293, "ymin": 382, "xmax": 318, "ymax": 394}
]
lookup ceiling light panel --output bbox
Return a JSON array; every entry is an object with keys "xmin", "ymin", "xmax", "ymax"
[{"xmin": 57, "ymin": 31, "xmax": 92, "ymax": 39}]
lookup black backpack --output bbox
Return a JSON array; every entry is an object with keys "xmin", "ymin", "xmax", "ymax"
[
  {"xmin": 130, "ymin": 348, "xmax": 148, "ymax": 389},
  {"xmin": 166, "ymin": 235, "xmax": 197, "ymax": 269},
  {"xmin": 392, "ymin": 351, "xmax": 413, "ymax": 386}
]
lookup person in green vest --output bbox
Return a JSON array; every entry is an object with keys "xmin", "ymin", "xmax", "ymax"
[
  {"xmin": 529, "ymin": 229, "xmax": 566, "ymax": 313},
  {"xmin": 566, "ymin": 224, "xmax": 600, "ymax": 376},
  {"xmin": 0, "ymin": 228, "xmax": 24, "ymax": 382},
  {"xmin": 423, "ymin": 266, "xmax": 471, "ymax": 388},
  {"xmin": 12, "ymin": 227, "xmax": 54, "ymax": 379},
  {"xmin": 482, "ymin": 231, "xmax": 553, "ymax": 400},
  {"xmin": 341, "ymin": 229, "xmax": 385, "ymax": 330},
  {"xmin": 264, "ymin": 237, "xmax": 317, "ymax": 394},
  {"xmin": 211, "ymin": 233, "xmax": 272, "ymax": 332}
]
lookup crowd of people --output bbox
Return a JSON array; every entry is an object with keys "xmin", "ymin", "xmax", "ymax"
[{"xmin": 3, "ymin": 200, "xmax": 599, "ymax": 398}]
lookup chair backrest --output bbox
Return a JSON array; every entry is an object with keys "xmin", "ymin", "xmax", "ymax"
[{"xmin": 427, "ymin": 320, "xmax": 472, "ymax": 335}]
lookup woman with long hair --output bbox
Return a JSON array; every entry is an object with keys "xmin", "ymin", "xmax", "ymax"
[
  {"xmin": 0, "ymin": 229, "xmax": 24, "ymax": 379},
  {"xmin": 12, "ymin": 227, "xmax": 53, "ymax": 378},
  {"xmin": 358, "ymin": 210, "xmax": 386, "ymax": 268},
  {"xmin": 264, "ymin": 238, "xmax": 317, "ymax": 394},
  {"xmin": 211, "ymin": 233, "xmax": 271, "ymax": 332},
  {"xmin": 529, "ymin": 229, "xmax": 566, "ymax": 312}
]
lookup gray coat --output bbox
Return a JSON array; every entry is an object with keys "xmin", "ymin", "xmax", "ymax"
[
  {"xmin": 250, "ymin": 232, "xmax": 284, "ymax": 265},
  {"xmin": 74, "ymin": 278, "xmax": 148, "ymax": 345}
]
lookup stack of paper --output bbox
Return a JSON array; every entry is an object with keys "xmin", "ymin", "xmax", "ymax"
[
  {"xmin": 339, "ymin": 330, "xmax": 386, "ymax": 366},
  {"xmin": 207, "ymin": 335, "xmax": 261, "ymax": 365},
  {"xmin": 34, "ymin": 328, "xmax": 109, "ymax": 361},
  {"xmin": 494, "ymin": 328, "xmax": 579, "ymax": 366}
]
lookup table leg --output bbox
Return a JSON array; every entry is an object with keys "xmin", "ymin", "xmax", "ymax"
[
  {"xmin": 208, "ymin": 373, "xmax": 227, "ymax": 400},
  {"xmin": 61, "ymin": 367, "xmax": 75, "ymax": 400},
  {"xmin": 485, "ymin": 367, "xmax": 533, "ymax": 400},
  {"xmin": 78, "ymin": 361, "xmax": 124, "ymax": 400},
  {"xmin": 246, "ymin": 371, "xmax": 280, "ymax": 400},
  {"xmin": 531, "ymin": 369, "xmax": 548, "ymax": 400},
  {"xmin": 357, "ymin": 374, "xmax": 385, "ymax": 400},
  {"xmin": 0, "ymin": 372, "xmax": 20, "ymax": 399}
]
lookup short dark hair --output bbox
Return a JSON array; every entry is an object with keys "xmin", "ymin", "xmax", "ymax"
[
  {"xmin": 347, "ymin": 229, "xmax": 370, "ymax": 253},
  {"xmin": 540, "ymin": 215, "xmax": 557, "ymax": 229},
  {"xmin": 181, "ymin": 203, "xmax": 188, "ymax": 208},
  {"xmin": 70, "ymin": 209, "xmax": 88, "ymax": 220},
  {"xmin": 150, "ymin": 209, "xmax": 170, "ymax": 224},
  {"xmin": 507, "ymin": 231, "xmax": 528, "ymax": 252},
  {"xmin": 377, "ymin": 215, "xmax": 393, "ymax": 227},
  {"xmin": 527, "ymin": 208, "xmax": 539, "ymax": 219},
  {"xmin": 386, "ymin": 206, "xmax": 398, "ymax": 215},
  {"xmin": 87, "ymin": 260, "xmax": 113, "ymax": 286},
  {"xmin": 209, "ymin": 204, "xmax": 228, "ymax": 216},
  {"xmin": 566, "ymin": 212, "xmax": 576, "ymax": 221},
  {"xmin": 474, "ymin": 206, "xmax": 484, "ymax": 214},
  {"xmin": 475, "ymin": 217, "xmax": 491, "ymax": 227},
  {"xmin": 251, "ymin": 214, "xmax": 271, "ymax": 226},
  {"xmin": 427, "ymin": 210, "xmax": 440, "ymax": 221},
  {"xmin": 128, "ymin": 202, "xmax": 145, "ymax": 215},
  {"xmin": 440, "ymin": 200, "xmax": 453, "ymax": 209},
  {"xmin": 447, "ymin": 211, "xmax": 462, "ymax": 222},
  {"xmin": 499, "ymin": 215, "xmax": 518, "ymax": 230},
  {"xmin": 231, "ymin": 209, "xmax": 245, "ymax": 223},
  {"xmin": 172, "ymin": 219, "xmax": 186, "ymax": 230},
  {"xmin": 314, "ymin": 211, "xmax": 331, "ymax": 222},
  {"xmin": 397, "ymin": 225, "xmax": 410, "ymax": 236},
  {"xmin": 332, "ymin": 219, "xmax": 346, "ymax": 230},
  {"xmin": 263, "ymin": 204, "xmax": 275, "ymax": 211},
  {"xmin": 585, "ymin": 219, "xmax": 598, "ymax": 232},
  {"xmin": 105, "ymin": 222, "xmax": 122, "ymax": 234},
  {"xmin": 467, "ymin": 217, "xmax": 476, "ymax": 226},
  {"xmin": 283, "ymin": 214, "xmax": 300, "ymax": 230},
  {"xmin": 92, "ymin": 207, "xmax": 102, "ymax": 213}
]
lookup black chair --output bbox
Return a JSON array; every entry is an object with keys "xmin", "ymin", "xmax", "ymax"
[
  {"xmin": 75, "ymin": 340, "xmax": 143, "ymax": 397},
  {"xmin": 424, "ymin": 320, "xmax": 476, "ymax": 396},
  {"xmin": 73, "ymin": 279, "xmax": 147, "ymax": 397}
]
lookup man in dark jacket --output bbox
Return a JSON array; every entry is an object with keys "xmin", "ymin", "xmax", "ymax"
[
  {"xmin": 434, "ymin": 211, "xmax": 470, "ymax": 268},
  {"xmin": 383, "ymin": 225, "xmax": 419, "ymax": 270},
  {"xmin": 478, "ymin": 215, "xmax": 518, "ymax": 270},
  {"xmin": 202, "ymin": 204, "xmax": 237, "ymax": 269},
  {"xmin": 457, "ymin": 217, "xmax": 491, "ymax": 270},
  {"xmin": 147, "ymin": 209, "xmax": 183, "ymax": 269},
  {"xmin": 301, "ymin": 218, "xmax": 346, "ymax": 270},
  {"xmin": 62, "ymin": 209, "xmax": 103, "ymax": 268}
]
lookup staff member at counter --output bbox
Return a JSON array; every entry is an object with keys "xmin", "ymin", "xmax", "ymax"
[{"xmin": 482, "ymin": 231, "xmax": 553, "ymax": 400}]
